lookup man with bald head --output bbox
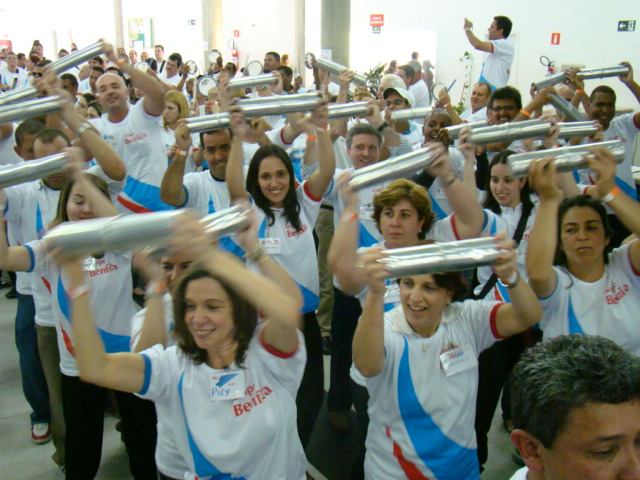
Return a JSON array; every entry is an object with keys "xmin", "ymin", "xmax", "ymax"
[{"xmin": 90, "ymin": 44, "xmax": 170, "ymax": 213}]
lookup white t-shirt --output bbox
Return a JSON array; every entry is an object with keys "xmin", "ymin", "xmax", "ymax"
[
  {"xmin": 364, "ymin": 301, "xmax": 504, "ymax": 480},
  {"xmin": 91, "ymin": 101, "xmax": 171, "ymax": 213},
  {"xmin": 476, "ymin": 203, "xmax": 537, "ymax": 301},
  {"xmin": 162, "ymin": 73, "xmax": 183, "ymax": 88},
  {"xmin": 540, "ymin": 243, "xmax": 640, "ymax": 355},
  {"xmin": 510, "ymin": 467, "xmax": 529, "ymax": 480},
  {"xmin": 253, "ymin": 181, "xmax": 322, "ymax": 313},
  {"xmin": 479, "ymin": 38, "xmax": 515, "ymax": 89},
  {"xmin": 24, "ymin": 240, "xmax": 138, "ymax": 376},
  {"xmin": 427, "ymin": 147, "xmax": 465, "ymax": 220},
  {"xmin": 241, "ymin": 125, "xmax": 293, "ymax": 166},
  {"xmin": 460, "ymin": 106, "xmax": 488, "ymax": 123},
  {"xmin": 0, "ymin": 67, "xmax": 28, "ymax": 90},
  {"xmin": 409, "ymin": 81, "xmax": 431, "ymax": 125},
  {"xmin": 138, "ymin": 325, "xmax": 307, "ymax": 480},
  {"xmin": 130, "ymin": 294, "xmax": 188, "ymax": 479},
  {"xmin": 576, "ymin": 113, "xmax": 639, "ymax": 202},
  {"xmin": 0, "ymin": 131, "xmax": 22, "ymax": 165}
]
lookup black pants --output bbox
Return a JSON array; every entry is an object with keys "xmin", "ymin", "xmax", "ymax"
[
  {"xmin": 158, "ymin": 473, "xmax": 179, "ymax": 480},
  {"xmin": 297, "ymin": 311, "xmax": 324, "ymax": 449},
  {"xmin": 350, "ymin": 380, "xmax": 370, "ymax": 480},
  {"xmin": 327, "ymin": 288, "xmax": 362, "ymax": 412},
  {"xmin": 61, "ymin": 374, "xmax": 158, "ymax": 480},
  {"xmin": 474, "ymin": 331, "xmax": 540, "ymax": 467}
]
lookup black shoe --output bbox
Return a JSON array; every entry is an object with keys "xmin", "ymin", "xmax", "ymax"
[
  {"xmin": 5, "ymin": 287, "xmax": 17, "ymax": 299},
  {"xmin": 0, "ymin": 282, "xmax": 10, "ymax": 290},
  {"xmin": 322, "ymin": 336, "xmax": 332, "ymax": 356}
]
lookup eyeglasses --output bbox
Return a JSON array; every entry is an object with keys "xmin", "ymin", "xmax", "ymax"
[
  {"xmin": 385, "ymin": 99, "xmax": 406, "ymax": 107},
  {"xmin": 32, "ymin": 72, "xmax": 44, "ymax": 78},
  {"xmin": 491, "ymin": 105, "xmax": 516, "ymax": 112}
]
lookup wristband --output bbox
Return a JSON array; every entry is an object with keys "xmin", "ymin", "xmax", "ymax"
[
  {"xmin": 602, "ymin": 185, "xmax": 621, "ymax": 204},
  {"xmin": 145, "ymin": 281, "xmax": 167, "ymax": 299},
  {"xmin": 175, "ymin": 149, "xmax": 188, "ymax": 157},
  {"xmin": 465, "ymin": 27, "xmax": 473, "ymax": 32},
  {"xmin": 377, "ymin": 122, "xmax": 390, "ymax": 132},
  {"xmin": 498, "ymin": 269, "xmax": 520, "ymax": 290},
  {"xmin": 443, "ymin": 103, "xmax": 451, "ymax": 109},
  {"xmin": 68, "ymin": 283, "xmax": 90, "ymax": 299},
  {"xmin": 519, "ymin": 109, "xmax": 532, "ymax": 118},
  {"xmin": 342, "ymin": 210, "xmax": 358, "ymax": 223},
  {"xmin": 244, "ymin": 245, "xmax": 267, "ymax": 264},
  {"xmin": 306, "ymin": 135, "xmax": 317, "ymax": 142},
  {"xmin": 576, "ymin": 89, "xmax": 585, "ymax": 95},
  {"xmin": 116, "ymin": 58, "xmax": 127, "ymax": 67},
  {"xmin": 75, "ymin": 122, "xmax": 93, "ymax": 136}
]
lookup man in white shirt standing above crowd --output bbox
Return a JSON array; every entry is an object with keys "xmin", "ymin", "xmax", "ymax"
[
  {"xmin": 464, "ymin": 15, "xmax": 514, "ymax": 90},
  {"xmin": 154, "ymin": 45, "xmax": 166, "ymax": 74},
  {"xmin": 0, "ymin": 52, "xmax": 27, "ymax": 90}
]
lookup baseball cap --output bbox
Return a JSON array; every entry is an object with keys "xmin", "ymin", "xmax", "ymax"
[{"xmin": 383, "ymin": 87, "xmax": 415, "ymax": 107}]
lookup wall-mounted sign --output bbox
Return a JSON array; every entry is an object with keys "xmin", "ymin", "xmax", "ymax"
[
  {"xmin": 128, "ymin": 18, "xmax": 154, "ymax": 48},
  {"xmin": 233, "ymin": 30, "xmax": 240, "ymax": 37},
  {"xmin": 370, "ymin": 14, "xmax": 384, "ymax": 27},
  {"xmin": 551, "ymin": 32, "xmax": 561, "ymax": 45},
  {"xmin": 618, "ymin": 20, "xmax": 636, "ymax": 32},
  {"xmin": 372, "ymin": 26, "xmax": 381, "ymax": 34}
]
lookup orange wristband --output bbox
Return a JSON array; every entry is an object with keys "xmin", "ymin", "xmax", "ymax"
[
  {"xmin": 519, "ymin": 109, "xmax": 532, "ymax": 118},
  {"xmin": 576, "ymin": 89, "xmax": 585, "ymax": 95},
  {"xmin": 68, "ymin": 284, "xmax": 90, "ymax": 299},
  {"xmin": 116, "ymin": 59, "xmax": 127, "ymax": 67},
  {"xmin": 602, "ymin": 185, "xmax": 621, "ymax": 204},
  {"xmin": 307, "ymin": 135, "xmax": 317, "ymax": 142}
]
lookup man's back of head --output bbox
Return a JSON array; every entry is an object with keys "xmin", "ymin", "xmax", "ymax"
[{"xmin": 511, "ymin": 335, "xmax": 640, "ymax": 479}]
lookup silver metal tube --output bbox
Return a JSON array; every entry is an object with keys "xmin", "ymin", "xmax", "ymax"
[
  {"xmin": 0, "ymin": 85, "xmax": 39, "ymax": 106},
  {"xmin": 507, "ymin": 140, "xmax": 626, "ymax": 178},
  {"xmin": 0, "ymin": 152, "xmax": 70, "ymax": 188},
  {"xmin": 228, "ymin": 74, "xmax": 277, "ymax": 90},
  {"xmin": 0, "ymin": 95, "xmax": 64, "ymax": 125},
  {"xmin": 444, "ymin": 120, "xmax": 489, "ymax": 140},
  {"xmin": 348, "ymin": 145, "xmax": 441, "ymax": 191},
  {"xmin": 469, "ymin": 119, "xmax": 549, "ymax": 145},
  {"xmin": 532, "ymin": 72, "xmax": 568, "ymax": 90},
  {"xmin": 202, "ymin": 205, "xmax": 251, "ymax": 239},
  {"xmin": 185, "ymin": 113, "xmax": 231, "ymax": 132},
  {"xmin": 49, "ymin": 41, "xmax": 106, "ymax": 75},
  {"xmin": 381, "ymin": 242, "xmax": 502, "ymax": 278},
  {"xmin": 389, "ymin": 107, "xmax": 432, "ymax": 121},
  {"xmin": 578, "ymin": 65, "xmax": 630, "ymax": 80},
  {"xmin": 383, "ymin": 237, "xmax": 498, "ymax": 258},
  {"xmin": 44, "ymin": 210, "xmax": 191, "ymax": 255},
  {"xmin": 236, "ymin": 93, "xmax": 320, "ymax": 107},
  {"xmin": 328, "ymin": 101, "xmax": 369, "ymax": 119},
  {"xmin": 550, "ymin": 94, "xmax": 586, "ymax": 122},
  {"xmin": 239, "ymin": 93, "xmax": 321, "ymax": 117},
  {"xmin": 557, "ymin": 121, "xmax": 599, "ymax": 139},
  {"xmin": 305, "ymin": 52, "xmax": 368, "ymax": 86}
]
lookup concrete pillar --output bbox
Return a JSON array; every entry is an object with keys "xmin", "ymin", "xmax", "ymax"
[
  {"xmin": 293, "ymin": 0, "xmax": 305, "ymax": 75},
  {"xmin": 321, "ymin": 0, "xmax": 350, "ymax": 66},
  {"xmin": 201, "ymin": 0, "xmax": 223, "ymax": 68},
  {"xmin": 113, "ymin": 0, "xmax": 124, "ymax": 49}
]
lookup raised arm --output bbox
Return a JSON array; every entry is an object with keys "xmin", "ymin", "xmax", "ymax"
[
  {"xmin": 587, "ymin": 147, "xmax": 640, "ymax": 271},
  {"xmin": 619, "ymin": 62, "xmax": 640, "ymax": 106},
  {"xmin": 490, "ymin": 235, "xmax": 543, "ymax": 337},
  {"xmin": 525, "ymin": 157, "xmax": 561, "ymax": 298},
  {"xmin": 352, "ymin": 248, "xmax": 388, "ymax": 377},
  {"xmin": 160, "ymin": 120, "xmax": 191, "ymax": 207},
  {"xmin": 464, "ymin": 18, "xmax": 493, "ymax": 52},
  {"xmin": 366, "ymin": 98, "xmax": 401, "ymax": 148},
  {"xmin": 105, "ymin": 43, "xmax": 164, "ymax": 116},
  {"xmin": 328, "ymin": 175, "xmax": 367, "ymax": 296},
  {"xmin": 427, "ymin": 143, "xmax": 484, "ymax": 239},
  {"xmin": 226, "ymin": 108, "xmax": 251, "ymax": 202},
  {"xmin": 305, "ymin": 102, "xmax": 336, "ymax": 199},
  {"xmin": 0, "ymin": 194, "xmax": 32, "ymax": 272}
]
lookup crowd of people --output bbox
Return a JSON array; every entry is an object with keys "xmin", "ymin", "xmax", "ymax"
[{"xmin": 1, "ymin": 13, "xmax": 640, "ymax": 480}]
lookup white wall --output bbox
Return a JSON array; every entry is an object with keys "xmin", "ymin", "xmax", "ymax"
[{"xmin": 350, "ymin": 0, "xmax": 640, "ymax": 109}]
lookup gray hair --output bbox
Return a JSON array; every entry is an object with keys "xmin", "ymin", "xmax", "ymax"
[
  {"xmin": 511, "ymin": 335, "xmax": 640, "ymax": 448},
  {"xmin": 346, "ymin": 123, "xmax": 383, "ymax": 150}
]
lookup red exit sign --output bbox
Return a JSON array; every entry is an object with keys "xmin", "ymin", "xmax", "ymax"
[
  {"xmin": 370, "ymin": 14, "xmax": 384, "ymax": 27},
  {"xmin": 551, "ymin": 32, "xmax": 561, "ymax": 45}
]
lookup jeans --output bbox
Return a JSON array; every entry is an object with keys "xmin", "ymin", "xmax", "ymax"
[{"xmin": 15, "ymin": 293, "xmax": 50, "ymax": 424}]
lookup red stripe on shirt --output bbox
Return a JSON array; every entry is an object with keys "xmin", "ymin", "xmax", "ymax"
[
  {"xmin": 41, "ymin": 276, "xmax": 51, "ymax": 293},
  {"xmin": 61, "ymin": 325, "xmax": 75, "ymax": 356},
  {"xmin": 117, "ymin": 195, "xmax": 153, "ymax": 214},
  {"xmin": 490, "ymin": 42, "xmax": 495, "ymax": 53},
  {"xmin": 303, "ymin": 181, "xmax": 322, "ymax": 202},
  {"xmin": 385, "ymin": 426, "xmax": 430, "ymax": 480},
  {"xmin": 490, "ymin": 303, "xmax": 508, "ymax": 339},
  {"xmin": 451, "ymin": 213, "xmax": 461, "ymax": 240},
  {"xmin": 259, "ymin": 327, "xmax": 298, "ymax": 358},
  {"xmin": 280, "ymin": 128, "xmax": 293, "ymax": 146}
]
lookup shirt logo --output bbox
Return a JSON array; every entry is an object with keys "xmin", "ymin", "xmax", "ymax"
[
  {"xmin": 606, "ymin": 282, "xmax": 630, "ymax": 305},
  {"xmin": 232, "ymin": 384, "xmax": 273, "ymax": 417}
]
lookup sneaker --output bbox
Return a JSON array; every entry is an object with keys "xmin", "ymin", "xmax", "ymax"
[
  {"xmin": 53, "ymin": 466, "xmax": 66, "ymax": 479},
  {"xmin": 322, "ymin": 336, "xmax": 332, "ymax": 356},
  {"xmin": 5, "ymin": 287, "xmax": 17, "ymax": 299},
  {"xmin": 31, "ymin": 423, "xmax": 52, "ymax": 444}
]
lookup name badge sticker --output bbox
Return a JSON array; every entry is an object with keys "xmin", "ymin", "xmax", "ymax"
[
  {"xmin": 209, "ymin": 370, "xmax": 246, "ymax": 402},
  {"xmin": 359, "ymin": 205, "xmax": 375, "ymax": 221},
  {"xmin": 82, "ymin": 257, "xmax": 97, "ymax": 272},
  {"xmin": 439, "ymin": 344, "xmax": 477, "ymax": 377},
  {"xmin": 260, "ymin": 237, "xmax": 282, "ymax": 254}
]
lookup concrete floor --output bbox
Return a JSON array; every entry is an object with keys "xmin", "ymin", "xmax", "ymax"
[{"xmin": 0, "ymin": 289, "xmax": 519, "ymax": 480}]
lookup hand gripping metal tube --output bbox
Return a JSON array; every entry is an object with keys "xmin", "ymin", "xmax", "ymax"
[
  {"xmin": 380, "ymin": 238, "xmax": 502, "ymax": 278},
  {"xmin": 532, "ymin": 72, "xmax": 569, "ymax": 91},
  {"xmin": 444, "ymin": 120, "xmax": 489, "ymax": 140},
  {"xmin": 578, "ymin": 65, "xmax": 630, "ymax": 80},
  {"xmin": 0, "ymin": 95, "xmax": 65, "ymax": 125},
  {"xmin": 201, "ymin": 204, "xmax": 251, "ymax": 239},
  {"xmin": 348, "ymin": 144, "xmax": 441, "ymax": 191},
  {"xmin": 0, "ymin": 152, "xmax": 71, "ymax": 188},
  {"xmin": 328, "ymin": 101, "xmax": 370, "ymax": 119},
  {"xmin": 507, "ymin": 140, "xmax": 625, "ymax": 178},
  {"xmin": 185, "ymin": 112, "xmax": 232, "ymax": 133},
  {"xmin": 304, "ymin": 52, "xmax": 368, "ymax": 86}
]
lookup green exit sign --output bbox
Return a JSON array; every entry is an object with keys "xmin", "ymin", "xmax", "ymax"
[{"xmin": 618, "ymin": 20, "xmax": 636, "ymax": 31}]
